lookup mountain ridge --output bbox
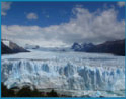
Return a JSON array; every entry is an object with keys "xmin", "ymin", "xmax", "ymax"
[
  {"xmin": 1, "ymin": 40, "xmax": 29, "ymax": 54},
  {"xmin": 71, "ymin": 39, "xmax": 125, "ymax": 56}
]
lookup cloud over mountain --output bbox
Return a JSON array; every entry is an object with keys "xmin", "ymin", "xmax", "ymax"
[{"xmin": 2, "ymin": 6, "xmax": 125, "ymax": 47}]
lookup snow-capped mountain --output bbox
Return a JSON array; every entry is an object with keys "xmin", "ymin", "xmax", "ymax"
[
  {"xmin": 71, "ymin": 42, "xmax": 82, "ymax": 51},
  {"xmin": 25, "ymin": 43, "xmax": 72, "ymax": 52},
  {"xmin": 71, "ymin": 42, "xmax": 94, "ymax": 51},
  {"xmin": 1, "ymin": 39, "xmax": 29, "ymax": 54},
  {"xmin": 71, "ymin": 39, "xmax": 125, "ymax": 56},
  {"xmin": 81, "ymin": 43, "xmax": 94, "ymax": 51},
  {"xmin": 1, "ymin": 41, "xmax": 13, "ymax": 54}
]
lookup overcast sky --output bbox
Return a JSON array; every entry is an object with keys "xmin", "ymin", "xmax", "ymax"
[{"xmin": 1, "ymin": 2, "xmax": 125, "ymax": 47}]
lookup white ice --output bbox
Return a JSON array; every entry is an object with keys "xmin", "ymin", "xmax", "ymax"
[{"xmin": 1, "ymin": 50, "xmax": 125, "ymax": 97}]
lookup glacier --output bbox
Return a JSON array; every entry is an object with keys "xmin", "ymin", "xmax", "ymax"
[{"xmin": 1, "ymin": 50, "xmax": 125, "ymax": 97}]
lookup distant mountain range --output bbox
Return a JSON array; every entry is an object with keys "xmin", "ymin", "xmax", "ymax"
[
  {"xmin": 25, "ymin": 44, "xmax": 40, "ymax": 49},
  {"xmin": 1, "ymin": 39, "xmax": 125, "ymax": 56},
  {"xmin": 71, "ymin": 39, "xmax": 125, "ymax": 56},
  {"xmin": 1, "ymin": 40, "xmax": 29, "ymax": 54}
]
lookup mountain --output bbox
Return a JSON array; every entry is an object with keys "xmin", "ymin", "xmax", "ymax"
[
  {"xmin": 80, "ymin": 43, "xmax": 95, "ymax": 51},
  {"xmin": 25, "ymin": 44, "xmax": 40, "ymax": 49},
  {"xmin": 87, "ymin": 39, "xmax": 125, "ymax": 56},
  {"xmin": 1, "ymin": 42, "xmax": 13, "ymax": 54},
  {"xmin": 71, "ymin": 42, "xmax": 81, "ymax": 51},
  {"xmin": 71, "ymin": 39, "xmax": 125, "ymax": 56},
  {"xmin": 71, "ymin": 42, "xmax": 94, "ymax": 51},
  {"xmin": 25, "ymin": 44, "xmax": 72, "ymax": 52},
  {"xmin": 1, "ymin": 40, "xmax": 29, "ymax": 54}
]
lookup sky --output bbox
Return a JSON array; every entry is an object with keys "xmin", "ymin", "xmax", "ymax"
[{"xmin": 1, "ymin": 1, "xmax": 125, "ymax": 47}]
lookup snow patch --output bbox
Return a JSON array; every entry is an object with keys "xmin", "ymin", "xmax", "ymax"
[{"xmin": 2, "ymin": 40, "xmax": 10, "ymax": 47}]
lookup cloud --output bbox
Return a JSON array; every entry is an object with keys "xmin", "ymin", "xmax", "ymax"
[
  {"xmin": 1, "ymin": 2, "xmax": 12, "ymax": 16},
  {"xmin": 2, "ymin": 6, "xmax": 125, "ymax": 47},
  {"xmin": 26, "ymin": 13, "xmax": 38, "ymax": 19},
  {"xmin": 117, "ymin": 2, "xmax": 125, "ymax": 7}
]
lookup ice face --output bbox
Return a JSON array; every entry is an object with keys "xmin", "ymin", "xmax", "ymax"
[{"xmin": 1, "ymin": 50, "xmax": 125, "ymax": 97}]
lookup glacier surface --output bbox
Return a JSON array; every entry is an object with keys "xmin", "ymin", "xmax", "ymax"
[{"xmin": 1, "ymin": 50, "xmax": 125, "ymax": 97}]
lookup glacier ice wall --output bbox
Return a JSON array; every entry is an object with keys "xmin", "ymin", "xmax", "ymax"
[{"xmin": 1, "ymin": 58, "xmax": 125, "ymax": 93}]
